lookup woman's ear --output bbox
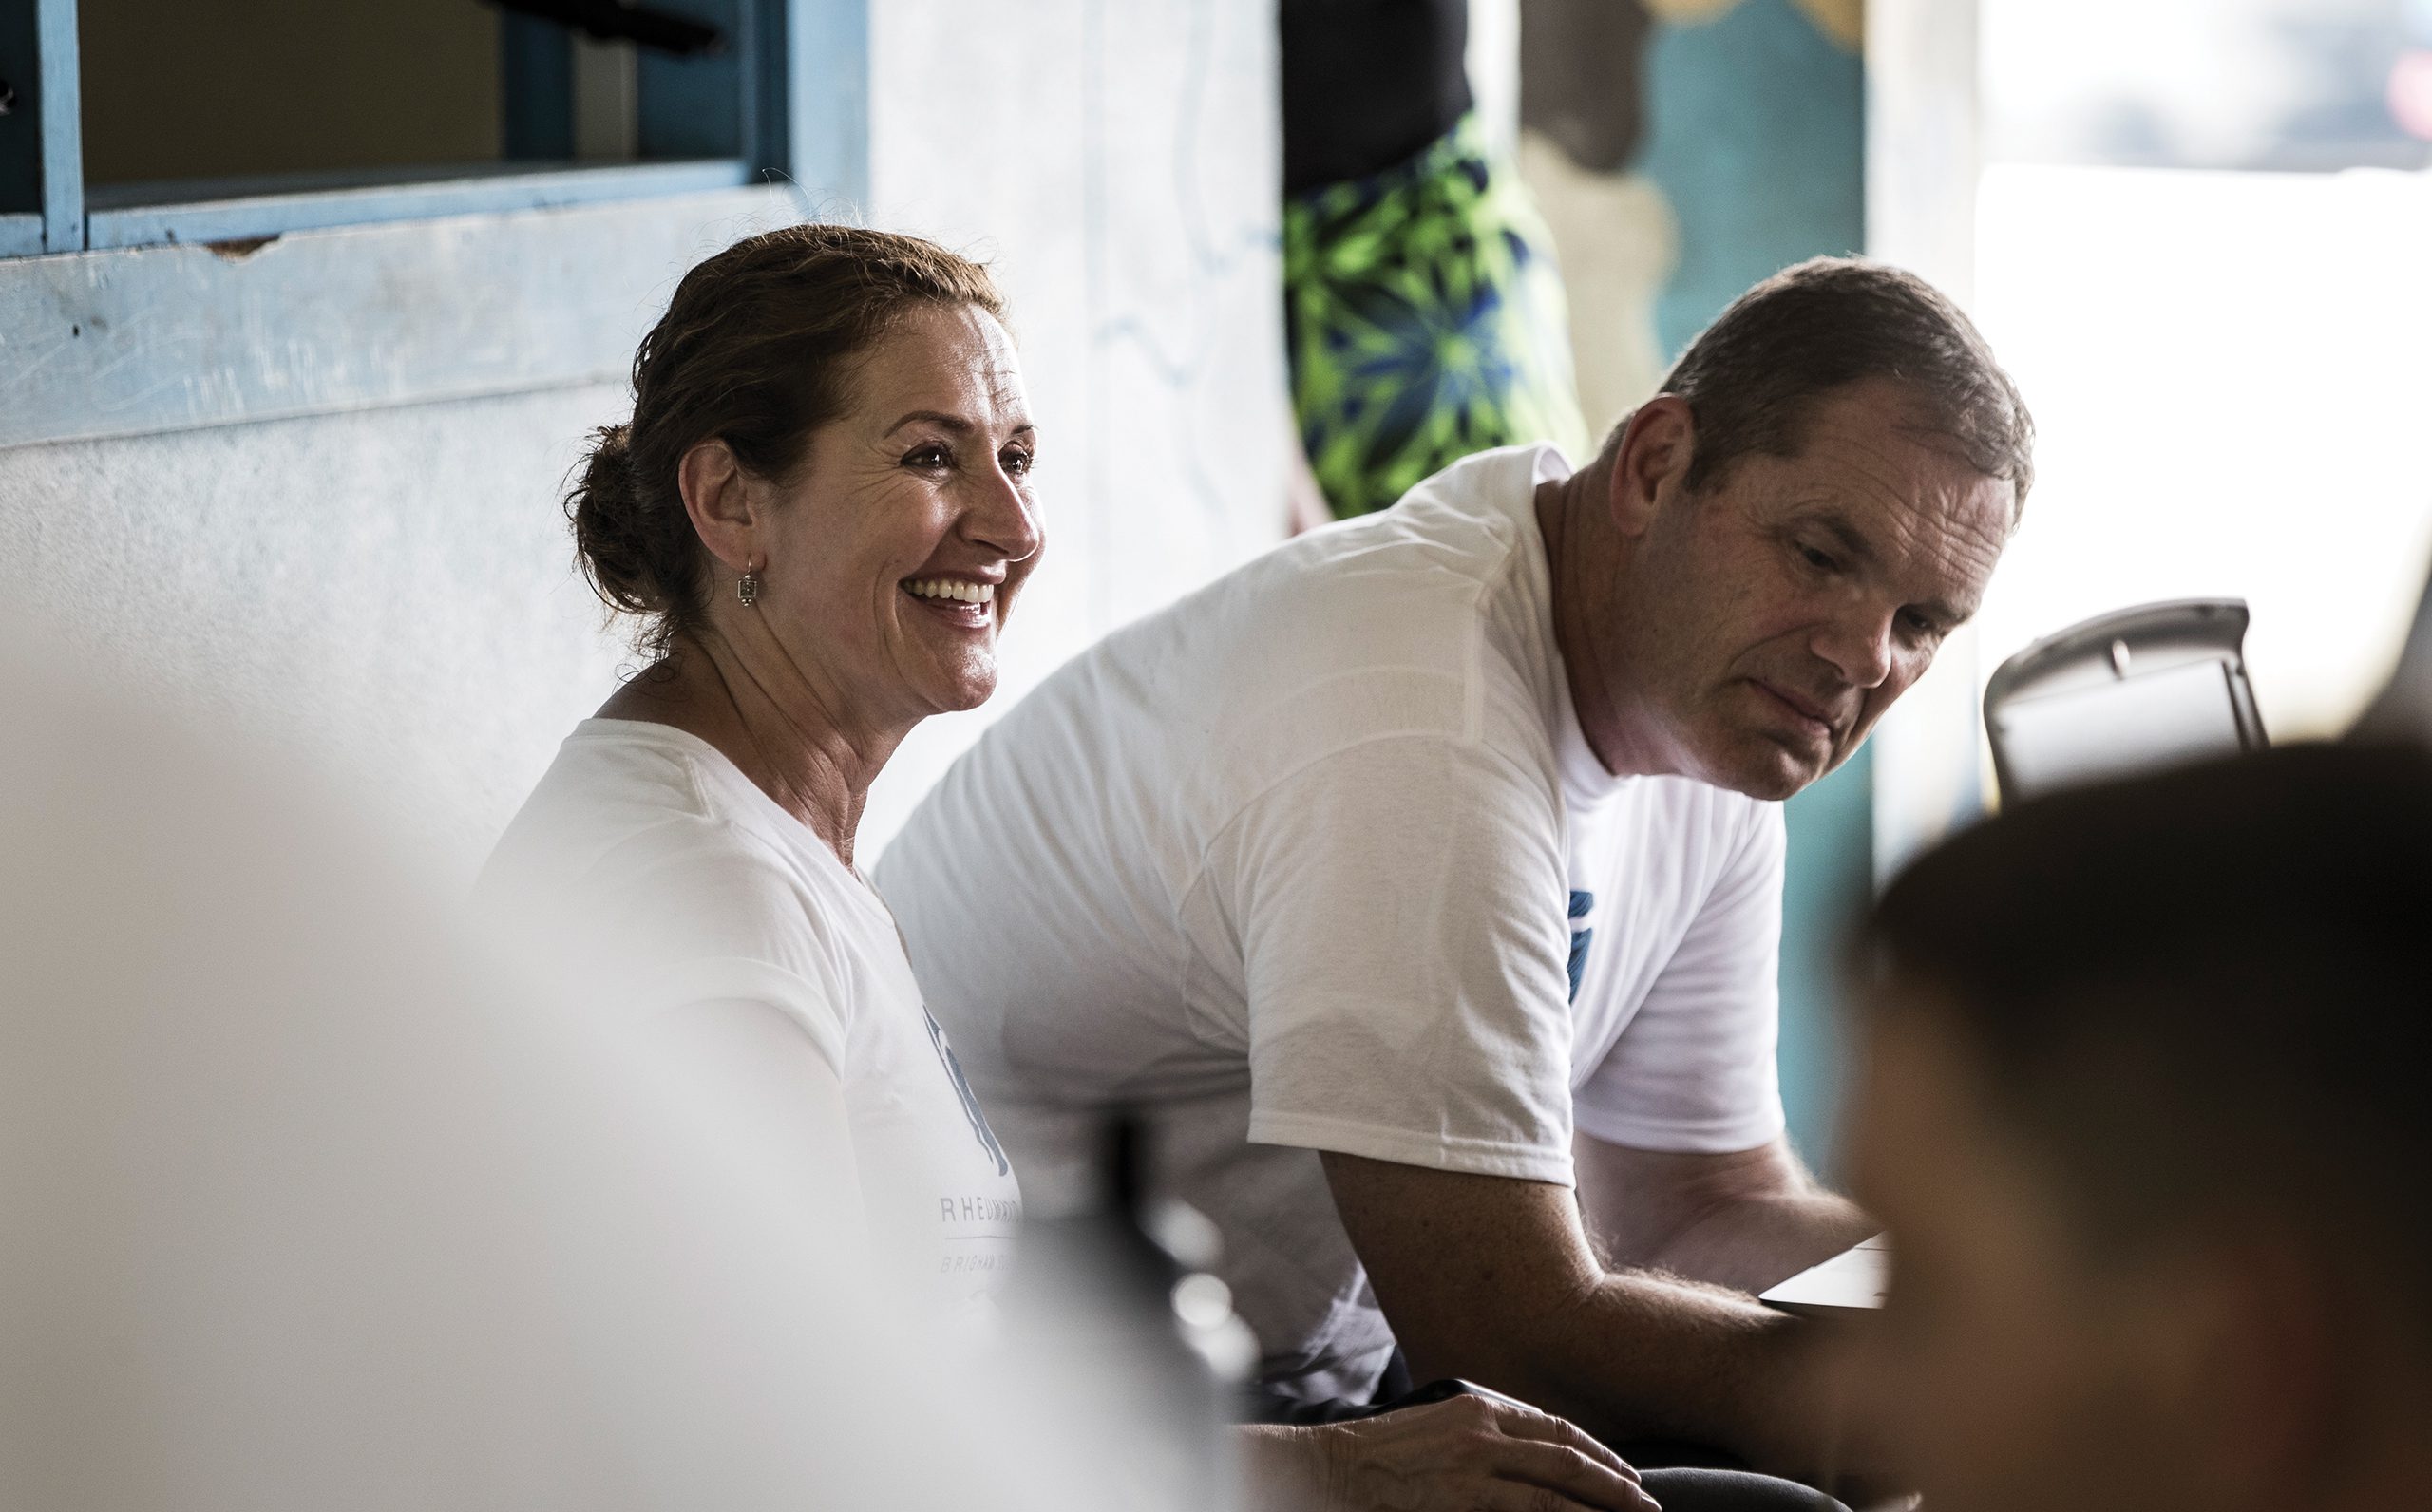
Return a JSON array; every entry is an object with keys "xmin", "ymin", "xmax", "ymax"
[{"xmin": 676, "ymin": 439, "xmax": 760, "ymax": 573}]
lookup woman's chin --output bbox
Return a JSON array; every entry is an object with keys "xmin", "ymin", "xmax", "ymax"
[{"xmin": 922, "ymin": 663, "xmax": 999, "ymax": 716}]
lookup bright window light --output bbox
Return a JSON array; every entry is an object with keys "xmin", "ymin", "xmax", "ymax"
[{"xmin": 1971, "ymin": 0, "xmax": 2432, "ymax": 743}]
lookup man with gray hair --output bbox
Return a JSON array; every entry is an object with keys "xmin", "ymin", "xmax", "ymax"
[{"xmin": 879, "ymin": 257, "xmax": 2034, "ymax": 1482}]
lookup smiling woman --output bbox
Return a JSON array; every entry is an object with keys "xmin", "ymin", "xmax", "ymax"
[{"xmin": 484, "ymin": 223, "xmax": 1044, "ymax": 1330}]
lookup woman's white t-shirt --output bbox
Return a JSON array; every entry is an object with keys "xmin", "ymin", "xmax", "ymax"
[{"xmin": 480, "ymin": 719, "xmax": 1021, "ymax": 1320}]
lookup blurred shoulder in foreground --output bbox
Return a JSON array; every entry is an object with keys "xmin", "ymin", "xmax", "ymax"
[
  {"xmin": 0, "ymin": 625, "xmax": 1088, "ymax": 1512},
  {"xmin": 1852, "ymin": 741, "xmax": 2432, "ymax": 1512}
]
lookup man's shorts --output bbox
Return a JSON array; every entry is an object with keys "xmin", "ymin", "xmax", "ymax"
[{"xmin": 1284, "ymin": 112, "xmax": 1590, "ymax": 520}]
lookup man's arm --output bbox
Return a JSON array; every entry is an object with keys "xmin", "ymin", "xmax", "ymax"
[
  {"xmin": 1321, "ymin": 1151, "xmax": 1850, "ymax": 1480},
  {"xmin": 1573, "ymin": 1133, "xmax": 1874, "ymax": 1295}
]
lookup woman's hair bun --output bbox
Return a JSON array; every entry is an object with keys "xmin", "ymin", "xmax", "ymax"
[{"xmin": 568, "ymin": 421, "xmax": 681, "ymax": 623}]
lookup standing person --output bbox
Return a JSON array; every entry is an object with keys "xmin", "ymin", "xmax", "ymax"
[
  {"xmin": 1282, "ymin": 0, "xmax": 1589, "ymax": 525},
  {"xmin": 480, "ymin": 222, "xmax": 1663, "ymax": 1512},
  {"xmin": 877, "ymin": 256, "xmax": 2034, "ymax": 1487},
  {"xmin": 1847, "ymin": 744, "xmax": 2432, "ymax": 1512}
]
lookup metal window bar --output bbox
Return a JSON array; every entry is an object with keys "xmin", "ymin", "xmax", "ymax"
[{"xmin": 0, "ymin": 0, "xmax": 83, "ymax": 254}]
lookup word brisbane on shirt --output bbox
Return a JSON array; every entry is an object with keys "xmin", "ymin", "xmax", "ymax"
[{"xmin": 938, "ymin": 1192, "xmax": 1022, "ymax": 1276}]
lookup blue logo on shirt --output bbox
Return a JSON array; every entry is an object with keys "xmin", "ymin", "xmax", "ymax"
[
  {"xmin": 924, "ymin": 1010, "xmax": 1012, "ymax": 1178},
  {"xmin": 1567, "ymin": 889, "xmax": 1594, "ymax": 1003}
]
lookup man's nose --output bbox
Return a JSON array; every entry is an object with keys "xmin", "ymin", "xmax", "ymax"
[
  {"xmin": 965, "ymin": 465, "xmax": 1043, "ymax": 564},
  {"xmin": 1814, "ymin": 607, "xmax": 1895, "ymax": 690}
]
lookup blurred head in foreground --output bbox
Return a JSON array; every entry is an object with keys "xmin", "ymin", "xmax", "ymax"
[
  {"xmin": 1849, "ymin": 744, "xmax": 2432, "ymax": 1512},
  {"xmin": 0, "ymin": 635, "xmax": 1070, "ymax": 1512}
]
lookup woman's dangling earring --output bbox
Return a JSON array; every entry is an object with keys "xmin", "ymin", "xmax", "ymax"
[{"xmin": 738, "ymin": 555, "xmax": 761, "ymax": 608}]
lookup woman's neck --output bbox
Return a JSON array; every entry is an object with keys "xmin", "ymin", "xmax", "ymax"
[{"xmin": 597, "ymin": 630, "xmax": 902, "ymax": 868}]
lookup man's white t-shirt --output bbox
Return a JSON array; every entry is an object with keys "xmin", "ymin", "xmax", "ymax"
[
  {"xmin": 481, "ymin": 719, "xmax": 1022, "ymax": 1320},
  {"xmin": 876, "ymin": 444, "xmax": 1785, "ymax": 1401}
]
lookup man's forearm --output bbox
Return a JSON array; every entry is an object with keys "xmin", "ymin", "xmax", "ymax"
[
  {"xmin": 1438, "ymin": 1264, "xmax": 1826, "ymax": 1474},
  {"xmin": 1575, "ymin": 1135, "xmax": 1875, "ymax": 1295},
  {"xmin": 1321, "ymin": 1150, "xmax": 1849, "ymax": 1481},
  {"xmin": 1644, "ymin": 1186, "xmax": 1873, "ymax": 1295}
]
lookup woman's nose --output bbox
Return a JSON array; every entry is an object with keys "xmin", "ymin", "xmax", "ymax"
[{"xmin": 966, "ymin": 465, "xmax": 1044, "ymax": 564}]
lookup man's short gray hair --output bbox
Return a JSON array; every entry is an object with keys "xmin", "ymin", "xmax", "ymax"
[{"xmin": 1615, "ymin": 256, "xmax": 2036, "ymax": 512}]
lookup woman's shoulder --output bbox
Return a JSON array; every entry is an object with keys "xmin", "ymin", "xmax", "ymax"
[
  {"xmin": 480, "ymin": 724, "xmax": 882, "ymax": 1034},
  {"xmin": 486, "ymin": 721, "xmax": 721, "ymax": 867},
  {"xmin": 484, "ymin": 720, "xmax": 846, "ymax": 923}
]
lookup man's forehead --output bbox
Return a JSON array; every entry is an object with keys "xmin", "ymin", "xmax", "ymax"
[
  {"xmin": 1787, "ymin": 381, "xmax": 2018, "ymax": 520},
  {"xmin": 1789, "ymin": 409, "xmax": 2007, "ymax": 514}
]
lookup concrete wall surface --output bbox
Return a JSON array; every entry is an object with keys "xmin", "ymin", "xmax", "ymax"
[
  {"xmin": 859, "ymin": 0, "xmax": 1287, "ymax": 853},
  {"xmin": 1, "ymin": 0, "xmax": 1286, "ymax": 878},
  {"xmin": 0, "ymin": 188, "xmax": 800, "ymax": 877},
  {"xmin": 0, "ymin": 383, "xmax": 635, "ymax": 875}
]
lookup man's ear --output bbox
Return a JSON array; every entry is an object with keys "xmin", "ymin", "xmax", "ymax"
[
  {"xmin": 676, "ymin": 438, "xmax": 761, "ymax": 574},
  {"xmin": 1607, "ymin": 396, "xmax": 1696, "ymax": 539}
]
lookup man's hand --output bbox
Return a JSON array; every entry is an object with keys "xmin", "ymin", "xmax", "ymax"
[
  {"xmin": 1240, "ymin": 1393, "xmax": 1658, "ymax": 1512},
  {"xmin": 1574, "ymin": 1135, "xmax": 1875, "ymax": 1295},
  {"xmin": 1320, "ymin": 1152, "xmax": 1842, "ymax": 1480}
]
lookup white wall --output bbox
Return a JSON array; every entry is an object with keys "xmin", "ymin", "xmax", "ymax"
[
  {"xmin": 859, "ymin": 0, "xmax": 1287, "ymax": 853},
  {"xmin": 0, "ymin": 384, "xmax": 636, "ymax": 874},
  {"xmin": 0, "ymin": 186, "xmax": 809, "ymax": 878}
]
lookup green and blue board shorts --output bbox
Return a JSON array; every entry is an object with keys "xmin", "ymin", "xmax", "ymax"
[{"xmin": 1285, "ymin": 114, "xmax": 1589, "ymax": 520}]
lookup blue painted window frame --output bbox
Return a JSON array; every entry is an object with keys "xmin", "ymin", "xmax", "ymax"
[{"xmin": 0, "ymin": 0, "xmax": 867, "ymax": 258}]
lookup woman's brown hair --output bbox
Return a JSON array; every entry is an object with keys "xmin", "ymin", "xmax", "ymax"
[{"xmin": 567, "ymin": 223, "xmax": 1007, "ymax": 655}]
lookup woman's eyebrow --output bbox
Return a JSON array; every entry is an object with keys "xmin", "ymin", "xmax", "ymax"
[
  {"xmin": 885, "ymin": 409, "xmax": 976, "ymax": 437},
  {"xmin": 884, "ymin": 412, "xmax": 1036, "ymax": 442}
]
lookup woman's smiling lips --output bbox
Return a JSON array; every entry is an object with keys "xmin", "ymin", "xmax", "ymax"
[{"xmin": 902, "ymin": 576, "xmax": 998, "ymax": 631}]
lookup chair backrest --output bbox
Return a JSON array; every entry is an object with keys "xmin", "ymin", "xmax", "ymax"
[{"xmin": 1985, "ymin": 598, "xmax": 2268, "ymax": 804}]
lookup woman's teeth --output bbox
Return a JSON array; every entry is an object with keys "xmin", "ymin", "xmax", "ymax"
[{"xmin": 904, "ymin": 578, "xmax": 996, "ymax": 605}]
